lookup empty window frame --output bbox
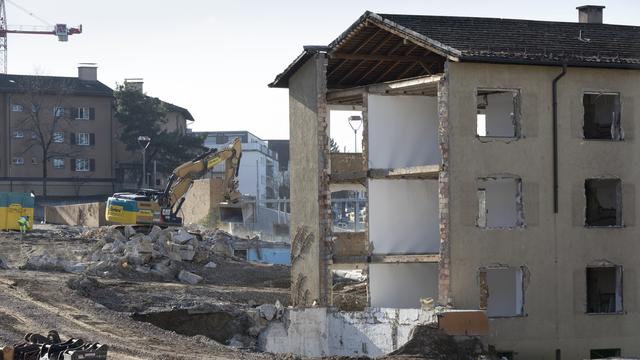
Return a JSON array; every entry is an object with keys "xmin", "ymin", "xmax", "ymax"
[
  {"xmin": 585, "ymin": 179, "xmax": 622, "ymax": 227},
  {"xmin": 479, "ymin": 267, "xmax": 525, "ymax": 317},
  {"xmin": 477, "ymin": 177, "xmax": 524, "ymax": 229},
  {"xmin": 586, "ymin": 266, "xmax": 622, "ymax": 314},
  {"xmin": 590, "ymin": 348, "xmax": 621, "ymax": 359},
  {"xmin": 476, "ymin": 89, "xmax": 521, "ymax": 138},
  {"xmin": 583, "ymin": 92, "xmax": 622, "ymax": 140}
]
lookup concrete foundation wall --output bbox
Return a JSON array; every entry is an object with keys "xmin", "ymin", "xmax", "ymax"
[
  {"xmin": 45, "ymin": 202, "xmax": 106, "ymax": 227},
  {"xmin": 369, "ymin": 179, "xmax": 439, "ymax": 254},
  {"xmin": 447, "ymin": 61, "xmax": 640, "ymax": 359},
  {"xmin": 369, "ymin": 263, "xmax": 439, "ymax": 308},
  {"xmin": 367, "ymin": 95, "xmax": 439, "ymax": 168},
  {"xmin": 259, "ymin": 307, "xmax": 426, "ymax": 357}
]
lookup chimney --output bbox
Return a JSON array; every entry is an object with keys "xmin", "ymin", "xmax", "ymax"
[
  {"xmin": 124, "ymin": 78, "xmax": 144, "ymax": 93},
  {"xmin": 577, "ymin": 5, "xmax": 605, "ymax": 24},
  {"xmin": 78, "ymin": 63, "xmax": 97, "ymax": 81}
]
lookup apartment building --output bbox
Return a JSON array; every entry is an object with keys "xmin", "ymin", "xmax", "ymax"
[
  {"xmin": 0, "ymin": 65, "xmax": 115, "ymax": 196},
  {"xmin": 198, "ymin": 131, "xmax": 281, "ymax": 201},
  {"xmin": 270, "ymin": 5, "xmax": 640, "ymax": 359}
]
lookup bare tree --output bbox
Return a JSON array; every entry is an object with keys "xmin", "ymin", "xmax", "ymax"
[{"xmin": 13, "ymin": 76, "xmax": 79, "ymax": 197}]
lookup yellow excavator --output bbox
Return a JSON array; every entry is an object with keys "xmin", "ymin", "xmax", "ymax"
[{"xmin": 105, "ymin": 138, "xmax": 243, "ymax": 226}]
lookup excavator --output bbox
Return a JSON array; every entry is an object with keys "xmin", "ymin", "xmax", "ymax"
[{"xmin": 105, "ymin": 138, "xmax": 244, "ymax": 227}]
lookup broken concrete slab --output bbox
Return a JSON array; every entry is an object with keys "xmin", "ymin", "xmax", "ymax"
[{"xmin": 178, "ymin": 270, "xmax": 203, "ymax": 285}]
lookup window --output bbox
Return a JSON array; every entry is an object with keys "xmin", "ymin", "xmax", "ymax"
[
  {"xmin": 496, "ymin": 352, "xmax": 514, "ymax": 360},
  {"xmin": 76, "ymin": 132, "xmax": 90, "ymax": 146},
  {"xmin": 476, "ymin": 89, "xmax": 521, "ymax": 139},
  {"xmin": 31, "ymin": 104, "xmax": 39, "ymax": 113},
  {"xmin": 13, "ymin": 130, "xmax": 23, "ymax": 138},
  {"xmin": 477, "ymin": 177, "xmax": 524, "ymax": 229},
  {"xmin": 587, "ymin": 266, "xmax": 622, "ymax": 314},
  {"xmin": 53, "ymin": 106, "xmax": 65, "ymax": 118},
  {"xmin": 12, "ymin": 157, "xmax": 24, "ymax": 165},
  {"xmin": 479, "ymin": 267, "xmax": 525, "ymax": 317},
  {"xmin": 53, "ymin": 132, "xmax": 64, "ymax": 143},
  {"xmin": 77, "ymin": 107, "xmax": 90, "ymax": 120},
  {"xmin": 585, "ymin": 179, "xmax": 621, "ymax": 227},
  {"xmin": 583, "ymin": 93, "xmax": 622, "ymax": 140},
  {"xmin": 31, "ymin": 131, "xmax": 38, "ymax": 140},
  {"xmin": 216, "ymin": 135, "xmax": 228, "ymax": 144},
  {"xmin": 11, "ymin": 104, "xmax": 23, "ymax": 112},
  {"xmin": 75, "ymin": 158, "xmax": 90, "ymax": 172},
  {"xmin": 590, "ymin": 348, "xmax": 621, "ymax": 359},
  {"xmin": 53, "ymin": 158, "xmax": 64, "ymax": 169},
  {"xmin": 234, "ymin": 249, "xmax": 247, "ymax": 259}
]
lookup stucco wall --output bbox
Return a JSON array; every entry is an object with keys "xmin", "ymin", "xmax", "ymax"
[
  {"xmin": 447, "ymin": 61, "xmax": 640, "ymax": 359},
  {"xmin": 288, "ymin": 54, "xmax": 330, "ymax": 306}
]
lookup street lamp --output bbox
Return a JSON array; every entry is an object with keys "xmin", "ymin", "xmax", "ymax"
[
  {"xmin": 348, "ymin": 115, "xmax": 362, "ymax": 153},
  {"xmin": 137, "ymin": 135, "xmax": 151, "ymax": 188}
]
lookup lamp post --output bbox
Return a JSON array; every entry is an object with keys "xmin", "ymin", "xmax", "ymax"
[
  {"xmin": 137, "ymin": 136, "xmax": 151, "ymax": 188},
  {"xmin": 348, "ymin": 115, "xmax": 362, "ymax": 153}
]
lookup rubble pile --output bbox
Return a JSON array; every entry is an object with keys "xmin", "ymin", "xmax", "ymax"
[{"xmin": 21, "ymin": 226, "xmax": 258, "ymax": 285}]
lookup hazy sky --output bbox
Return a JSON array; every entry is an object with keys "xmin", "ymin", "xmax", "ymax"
[{"xmin": 6, "ymin": 0, "xmax": 640, "ymax": 150}]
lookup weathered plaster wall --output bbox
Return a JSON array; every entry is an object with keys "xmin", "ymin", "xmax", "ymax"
[
  {"xmin": 180, "ymin": 178, "xmax": 224, "ymax": 226},
  {"xmin": 368, "ymin": 179, "xmax": 439, "ymax": 254},
  {"xmin": 369, "ymin": 263, "xmax": 439, "ymax": 308},
  {"xmin": 367, "ymin": 95, "xmax": 440, "ymax": 168},
  {"xmin": 45, "ymin": 202, "xmax": 106, "ymax": 227},
  {"xmin": 288, "ymin": 53, "xmax": 330, "ymax": 306},
  {"xmin": 447, "ymin": 61, "xmax": 640, "ymax": 359}
]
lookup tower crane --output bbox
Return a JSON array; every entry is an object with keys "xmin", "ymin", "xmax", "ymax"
[{"xmin": 0, "ymin": 0, "xmax": 82, "ymax": 73}]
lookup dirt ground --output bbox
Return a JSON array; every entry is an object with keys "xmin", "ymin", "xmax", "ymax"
[{"xmin": 0, "ymin": 225, "xmax": 294, "ymax": 360}]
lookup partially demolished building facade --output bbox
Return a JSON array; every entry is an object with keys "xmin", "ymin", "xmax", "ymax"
[{"xmin": 270, "ymin": 6, "xmax": 640, "ymax": 359}]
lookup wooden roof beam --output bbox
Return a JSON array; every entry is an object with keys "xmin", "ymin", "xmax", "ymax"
[
  {"xmin": 328, "ymin": 28, "xmax": 383, "ymax": 79},
  {"xmin": 336, "ymin": 32, "xmax": 396, "ymax": 85}
]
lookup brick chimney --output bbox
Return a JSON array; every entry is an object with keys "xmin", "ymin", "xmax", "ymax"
[
  {"xmin": 124, "ymin": 78, "xmax": 144, "ymax": 93},
  {"xmin": 577, "ymin": 5, "xmax": 605, "ymax": 24},
  {"xmin": 78, "ymin": 63, "xmax": 97, "ymax": 81}
]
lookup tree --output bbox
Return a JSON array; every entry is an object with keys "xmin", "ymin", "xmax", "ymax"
[
  {"xmin": 14, "ymin": 76, "xmax": 79, "ymax": 197},
  {"xmin": 329, "ymin": 137, "xmax": 341, "ymax": 153},
  {"xmin": 114, "ymin": 85, "xmax": 206, "ymax": 182}
]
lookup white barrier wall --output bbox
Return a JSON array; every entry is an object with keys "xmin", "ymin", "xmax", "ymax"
[
  {"xmin": 369, "ymin": 263, "xmax": 439, "ymax": 308},
  {"xmin": 367, "ymin": 95, "xmax": 440, "ymax": 169},
  {"xmin": 369, "ymin": 179, "xmax": 439, "ymax": 254}
]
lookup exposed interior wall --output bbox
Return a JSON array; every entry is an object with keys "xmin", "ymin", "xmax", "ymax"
[
  {"xmin": 367, "ymin": 95, "xmax": 439, "ymax": 168},
  {"xmin": 477, "ymin": 177, "xmax": 523, "ymax": 229},
  {"xmin": 484, "ymin": 267, "xmax": 523, "ymax": 317},
  {"xmin": 369, "ymin": 179, "xmax": 439, "ymax": 254},
  {"xmin": 476, "ymin": 90, "xmax": 519, "ymax": 138},
  {"xmin": 369, "ymin": 263, "xmax": 438, "ymax": 308}
]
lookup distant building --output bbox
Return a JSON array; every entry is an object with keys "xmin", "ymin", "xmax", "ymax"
[
  {"xmin": 266, "ymin": 139, "xmax": 289, "ymax": 199},
  {"xmin": 197, "ymin": 131, "xmax": 281, "ymax": 201}
]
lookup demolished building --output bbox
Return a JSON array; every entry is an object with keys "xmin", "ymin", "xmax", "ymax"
[{"xmin": 268, "ymin": 5, "xmax": 640, "ymax": 359}]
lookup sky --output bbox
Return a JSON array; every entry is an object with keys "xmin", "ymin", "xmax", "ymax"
[{"xmin": 5, "ymin": 0, "xmax": 640, "ymax": 151}]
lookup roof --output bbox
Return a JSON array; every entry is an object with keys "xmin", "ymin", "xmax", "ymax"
[
  {"xmin": 162, "ymin": 101, "xmax": 194, "ymax": 121},
  {"xmin": 0, "ymin": 74, "xmax": 113, "ymax": 96},
  {"xmin": 270, "ymin": 11, "xmax": 640, "ymax": 88}
]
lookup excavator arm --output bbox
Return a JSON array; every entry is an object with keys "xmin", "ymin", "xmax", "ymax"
[{"xmin": 159, "ymin": 138, "xmax": 242, "ymax": 213}]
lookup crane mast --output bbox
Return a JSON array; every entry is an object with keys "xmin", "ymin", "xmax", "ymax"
[{"xmin": 0, "ymin": 0, "xmax": 82, "ymax": 73}]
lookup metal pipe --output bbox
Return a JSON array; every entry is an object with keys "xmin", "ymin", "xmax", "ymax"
[{"xmin": 552, "ymin": 63, "xmax": 567, "ymax": 214}]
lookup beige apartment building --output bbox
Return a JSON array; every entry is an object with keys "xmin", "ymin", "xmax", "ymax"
[
  {"xmin": 0, "ymin": 65, "xmax": 115, "ymax": 196},
  {"xmin": 271, "ymin": 5, "xmax": 640, "ymax": 359}
]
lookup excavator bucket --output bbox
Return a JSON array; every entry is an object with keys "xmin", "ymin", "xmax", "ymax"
[{"xmin": 219, "ymin": 202, "xmax": 244, "ymax": 223}]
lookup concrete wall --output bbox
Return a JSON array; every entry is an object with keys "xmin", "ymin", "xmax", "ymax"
[
  {"xmin": 367, "ymin": 95, "xmax": 439, "ymax": 168},
  {"xmin": 369, "ymin": 179, "xmax": 439, "ymax": 254},
  {"xmin": 447, "ymin": 61, "xmax": 640, "ymax": 359},
  {"xmin": 180, "ymin": 178, "xmax": 223, "ymax": 226},
  {"xmin": 334, "ymin": 232, "xmax": 367, "ymax": 257},
  {"xmin": 288, "ymin": 53, "xmax": 330, "ymax": 306},
  {"xmin": 260, "ymin": 307, "xmax": 426, "ymax": 357},
  {"xmin": 369, "ymin": 263, "xmax": 439, "ymax": 308},
  {"xmin": 45, "ymin": 202, "xmax": 106, "ymax": 227}
]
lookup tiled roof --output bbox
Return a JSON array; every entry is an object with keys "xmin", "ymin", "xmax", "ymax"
[{"xmin": 0, "ymin": 74, "xmax": 113, "ymax": 96}]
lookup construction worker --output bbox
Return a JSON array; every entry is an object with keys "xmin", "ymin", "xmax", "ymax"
[{"xmin": 17, "ymin": 216, "xmax": 29, "ymax": 235}]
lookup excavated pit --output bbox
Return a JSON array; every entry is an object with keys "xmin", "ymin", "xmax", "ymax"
[{"xmin": 131, "ymin": 309, "xmax": 251, "ymax": 345}]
